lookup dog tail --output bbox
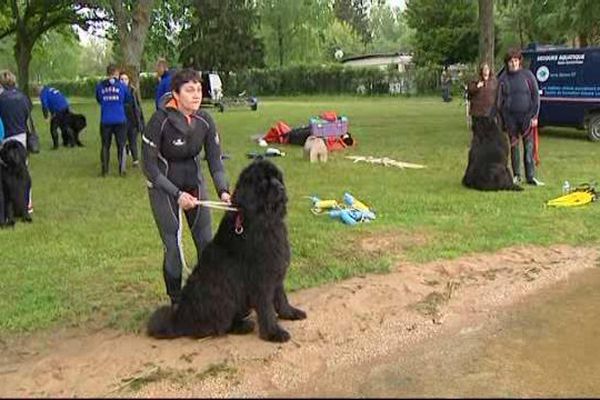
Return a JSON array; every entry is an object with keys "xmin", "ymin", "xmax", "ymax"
[{"xmin": 147, "ymin": 305, "xmax": 180, "ymax": 339}]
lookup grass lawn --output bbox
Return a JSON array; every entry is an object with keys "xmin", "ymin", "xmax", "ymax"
[{"xmin": 1, "ymin": 95, "xmax": 598, "ymax": 335}]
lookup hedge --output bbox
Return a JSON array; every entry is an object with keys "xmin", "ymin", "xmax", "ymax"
[{"xmin": 45, "ymin": 64, "xmax": 446, "ymax": 99}]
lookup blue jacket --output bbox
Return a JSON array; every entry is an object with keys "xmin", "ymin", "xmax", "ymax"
[
  {"xmin": 95, "ymin": 78, "xmax": 131, "ymax": 125},
  {"xmin": 40, "ymin": 86, "xmax": 69, "ymax": 118},
  {"xmin": 0, "ymin": 87, "xmax": 31, "ymax": 139},
  {"xmin": 155, "ymin": 69, "xmax": 173, "ymax": 109},
  {"xmin": 0, "ymin": 117, "xmax": 4, "ymax": 141}
]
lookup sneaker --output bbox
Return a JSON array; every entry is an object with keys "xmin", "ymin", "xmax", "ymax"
[
  {"xmin": 527, "ymin": 177, "xmax": 545, "ymax": 186},
  {"xmin": 513, "ymin": 175, "xmax": 522, "ymax": 185}
]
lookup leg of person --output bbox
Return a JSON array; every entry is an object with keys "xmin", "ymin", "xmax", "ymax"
[
  {"xmin": 128, "ymin": 124, "xmax": 140, "ymax": 165},
  {"xmin": 185, "ymin": 182, "xmax": 212, "ymax": 265},
  {"xmin": 148, "ymin": 187, "xmax": 185, "ymax": 306},
  {"xmin": 509, "ymin": 133, "xmax": 522, "ymax": 183},
  {"xmin": 114, "ymin": 123, "xmax": 127, "ymax": 176},
  {"xmin": 524, "ymin": 132, "xmax": 544, "ymax": 185},
  {"xmin": 100, "ymin": 124, "xmax": 112, "ymax": 176},
  {"xmin": 50, "ymin": 114, "xmax": 60, "ymax": 149}
]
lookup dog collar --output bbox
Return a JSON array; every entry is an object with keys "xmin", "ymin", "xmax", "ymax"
[{"xmin": 234, "ymin": 212, "xmax": 244, "ymax": 235}]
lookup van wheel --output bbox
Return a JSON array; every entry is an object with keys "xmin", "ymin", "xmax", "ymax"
[{"xmin": 588, "ymin": 114, "xmax": 600, "ymax": 142}]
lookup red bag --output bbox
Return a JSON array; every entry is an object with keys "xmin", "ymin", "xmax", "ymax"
[
  {"xmin": 263, "ymin": 121, "xmax": 292, "ymax": 144},
  {"xmin": 325, "ymin": 134, "xmax": 356, "ymax": 152},
  {"xmin": 320, "ymin": 111, "xmax": 338, "ymax": 122}
]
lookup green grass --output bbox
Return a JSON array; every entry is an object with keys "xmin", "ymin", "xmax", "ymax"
[{"xmin": 1, "ymin": 95, "xmax": 598, "ymax": 335}]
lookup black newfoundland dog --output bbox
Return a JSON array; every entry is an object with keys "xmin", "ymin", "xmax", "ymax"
[
  {"xmin": 462, "ymin": 116, "xmax": 522, "ymax": 191},
  {"xmin": 63, "ymin": 112, "xmax": 87, "ymax": 147},
  {"xmin": 0, "ymin": 141, "xmax": 32, "ymax": 227},
  {"xmin": 147, "ymin": 159, "xmax": 306, "ymax": 342}
]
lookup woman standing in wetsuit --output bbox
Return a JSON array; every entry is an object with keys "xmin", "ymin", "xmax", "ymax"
[{"xmin": 142, "ymin": 68, "xmax": 231, "ymax": 308}]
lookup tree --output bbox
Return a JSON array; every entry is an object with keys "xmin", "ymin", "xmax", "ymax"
[
  {"xmin": 497, "ymin": 0, "xmax": 600, "ymax": 50},
  {"xmin": 0, "ymin": 1, "xmax": 95, "ymax": 94},
  {"xmin": 180, "ymin": 0, "xmax": 264, "ymax": 71},
  {"xmin": 141, "ymin": 1, "xmax": 192, "ymax": 71},
  {"xmin": 404, "ymin": 0, "xmax": 478, "ymax": 66},
  {"xmin": 368, "ymin": 1, "xmax": 412, "ymax": 53},
  {"xmin": 478, "ymin": 0, "xmax": 494, "ymax": 67},
  {"xmin": 259, "ymin": 0, "xmax": 332, "ymax": 67},
  {"xmin": 104, "ymin": 0, "xmax": 155, "ymax": 92},
  {"xmin": 333, "ymin": 0, "xmax": 372, "ymax": 47},
  {"xmin": 30, "ymin": 27, "xmax": 84, "ymax": 82}
]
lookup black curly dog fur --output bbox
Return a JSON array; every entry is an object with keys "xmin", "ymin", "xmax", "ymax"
[
  {"xmin": 462, "ymin": 116, "xmax": 522, "ymax": 191},
  {"xmin": 147, "ymin": 159, "xmax": 307, "ymax": 342},
  {"xmin": 0, "ymin": 141, "xmax": 32, "ymax": 227},
  {"xmin": 63, "ymin": 112, "xmax": 87, "ymax": 147}
]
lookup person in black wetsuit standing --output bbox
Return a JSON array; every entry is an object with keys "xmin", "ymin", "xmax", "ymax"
[{"xmin": 142, "ymin": 68, "xmax": 231, "ymax": 308}]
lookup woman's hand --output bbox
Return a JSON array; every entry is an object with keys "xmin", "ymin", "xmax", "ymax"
[
  {"xmin": 177, "ymin": 191, "xmax": 200, "ymax": 210},
  {"xmin": 220, "ymin": 191, "xmax": 231, "ymax": 204},
  {"xmin": 531, "ymin": 117, "xmax": 538, "ymax": 128},
  {"xmin": 476, "ymin": 81, "xmax": 484, "ymax": 88}
]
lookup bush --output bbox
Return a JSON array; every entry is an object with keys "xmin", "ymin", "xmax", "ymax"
[
  {"xmin": 46, "ymin": 75, "xmax": 159, "ymax": 99},
  {"xmin": 45, "ymin": 64, "xmax": 449, "ymax": 98}
]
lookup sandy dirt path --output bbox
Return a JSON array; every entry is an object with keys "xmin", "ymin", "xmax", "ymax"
[{"xmin": 0, "ymin": 244, "xmax": 598, "ymax": 397}]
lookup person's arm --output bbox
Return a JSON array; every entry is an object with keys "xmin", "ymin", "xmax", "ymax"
[
  {"xmin": 494, "ymin": 77, "xmax": 506, "ymax": 125},
  {"xmin": 133, "ymin": 88, "xmax": 145, "ymax": 131},
  {"xmin": 198, "ymin": 111, "xmax": 229, "ymax": 197},
  {"xmin": 467, "ymin": 80, "xmax": 480, "ymax": 96},
  {"xmin": 141, "ymin": 112, "xmax": 181, "ymax": 197},
  {"xmin": 40, "ymin": 91, "xmax": 49, "ymax": 119},
  {"xmin": 95, "ymin": 83, "xmax": 102, "ymax": 104},
  {"xmin": 525, "ymin": 70, "xmax": 540, "ymax": 119}
]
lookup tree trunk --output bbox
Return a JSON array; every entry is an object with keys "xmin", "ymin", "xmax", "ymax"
[
  {"xmin": 277, "ymin": 18, "xmax": 284, "ymax": 67},
  {"xmin": 478, "ymin": 0, "xmax": 494, "ymax": 68},
  {"xmin": 14, "ymin": 36, "xmax": 33, "ymax": 97},
  {"xmin": 111, "ymin": 0, "xmax": 155, "ymax": 99},
  {"xmin": 576, "ymin": 33, "xmax": 588, "ymax": 48}
]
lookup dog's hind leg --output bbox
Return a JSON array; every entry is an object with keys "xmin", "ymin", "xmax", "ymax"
[
  {"xmin": 256, "ymin": 290, "xmax": 291, "ymax": 342},
  {"xmin": 274, "ymin": 284, "xmax": 306, "ymax": 320}
]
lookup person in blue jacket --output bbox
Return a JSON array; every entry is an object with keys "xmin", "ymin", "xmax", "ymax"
[
  {"xmin": 37, "ymin": 85, "xmax": 72, "ymax": 149},
  {"xmin": 155, "ymin": 58, "xmax": 173, "ymax": 110},
  {"xmin": 95, "ymin": 64, "xmax": 132, "ymax": 176}
]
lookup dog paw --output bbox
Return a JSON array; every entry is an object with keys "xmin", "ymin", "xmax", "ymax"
[
  {"xmin": 262, "ymin": 327, "xmax": 291, "ymax": 343},
  {"xmin": 23, "ymin": 216, "xmax": 33, "ymax": 223},
  {"xmin": 279, "ymin": 307, "xmax": 307, "ymax": 321},
  {"xmin": 229, "ymin": 319, "xmax": 255, "ymax": 335}
]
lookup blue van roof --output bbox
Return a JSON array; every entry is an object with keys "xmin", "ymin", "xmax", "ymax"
[{"xmin": 523, "ymin": 45, "xmax": 600, "ymax": 54}]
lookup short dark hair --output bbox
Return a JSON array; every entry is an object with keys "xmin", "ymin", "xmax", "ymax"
[
  {"xmin": 170, "ymin": 68, "xmax": 201, "ymax": 93},
  {"xmin": 504, "ymin": 48, "xmax": 522, "ymax": 65},
  {"xmin": 106, "ymin": 63, "xmax": 119, "ymax": 76}
]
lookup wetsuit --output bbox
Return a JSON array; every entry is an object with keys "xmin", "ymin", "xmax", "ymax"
[{"xmin": 142, "ymin": 97, "xmax": 229, "ymax": 304}]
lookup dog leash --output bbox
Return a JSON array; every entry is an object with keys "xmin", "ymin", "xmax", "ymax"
[{"xmin": 197, "ymin": 200, "xmax": 238, "ymax": 212}]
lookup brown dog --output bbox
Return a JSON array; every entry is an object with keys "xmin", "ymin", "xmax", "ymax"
[{"xmin": 303, "ymin": 136, "xmax": 328, "ymax": 163}]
